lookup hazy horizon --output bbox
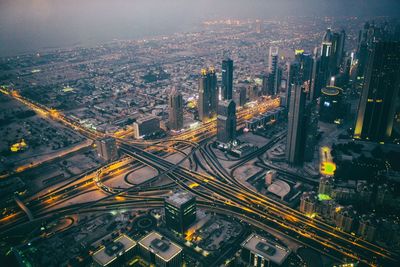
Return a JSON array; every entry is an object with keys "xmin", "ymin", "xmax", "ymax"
[{"xmin": 1, "ymin": 0, "xmax": 399, "ymax": 57}]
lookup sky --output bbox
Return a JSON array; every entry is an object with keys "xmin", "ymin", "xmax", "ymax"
[{"xmin": 0, "ymin": 0, "xmax": 399, "ymax": 56}]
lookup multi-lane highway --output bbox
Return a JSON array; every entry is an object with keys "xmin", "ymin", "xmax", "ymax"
[{"xmin": 1, "ymin": 88, "xmax": 398, "ymax": 266}]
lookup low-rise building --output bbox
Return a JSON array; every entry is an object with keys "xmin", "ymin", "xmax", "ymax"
[
  {"xmin": 138, "ymin": 231, "xmax": 182, "ymax": 267},
  {"xmin": 92, "ymin": 234, "xmax": 137, "ymax": 267},
  {"xmin": 240, "ymin": 234, "xmax": 290, "ymax": 267}
]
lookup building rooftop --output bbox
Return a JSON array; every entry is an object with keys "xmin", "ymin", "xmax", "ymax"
[
  {"xmin": 165, "ymin": 191, "xmax": 195, "ymax": 208},
  {"xmin": 92, "ymin": 234, "xmax": 137, "ymax": 267},
  {"xmin": 267, "ymin": 180, "xmax": 291, "ymax": 198},
  {"xmin": 139, "ymin": 231, "xmax": 182, "ymax": 262},
  {"xmin": 321, "ymin": 86, "xmax": 342, "ymax": 96},
  {"xmin": 136, "ymin": 115, "xmax": 159, "ymax": 124},
  {"xmin": 241, "ymin": 234, "xmax": 290, "ymax": 266}
]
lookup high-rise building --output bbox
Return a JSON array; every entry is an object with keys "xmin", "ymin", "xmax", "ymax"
[
  {"xmin": 96, "ymin": 137, "xmax": 118, "ymax": 162},
  {"xmin": 288, "ymin": 51, "xmax": 313, "ymax": 104},
  {"xmin": 198, "ymin": 67, "xmax": 218, "ymax": 122},
  {"xmin": 318, "ymin": 176, "xmax": 334, "ymax": 196},
  {"xmin": 335, "ymin": 30, "xmax": 346, "ymax": 70},
  {"xmin": 222, "ymin": 58, "xmax": 233, "ymax": 100},
  {"xmin": 217, "ymin": 100, "xmax": 237, "ymax": 144},
  {"xmin": 313, "ymin": 28, "xmax": 345, "ymax": 100},
  {"xmin": 164, "ymin": 191, "xmax": 196, "ymax": 234},
  {"xmin": 303, "ymin": 100, "xmax": 319, "ymax": 162},
  {"xmin": 357, "ymin": 22, "xmax": 381, "ymax": 78},
  {"xmin": 286, "ymin": 69, "xmax": 307, "ymax": 165},
  {"xmin": 133, "ymin": 116, "xmax": 161, "ymax": 139},
  {"xmin": 168, "ymin": 88, "xmax": 183, "ymax": 131},
  {"xmin": 300, "ymin": 191, "xmax": 318, "ymax": 214},
  {"xmin": 334, "ymin": 206, "xmax": 357, "ymax": 232},
  {"xmin": 319, "ymin": 86, "xmax": 345, "ymax": 123},
  {"xmin": 354, "ymin": 41, "xmax": 400, "ymax": 142},
  {"xmin": 138, "ymin": 231, "xmax": 182, "ymax": 267},
  {"xmin": 268, "ymin": 47, "xmax": 279, "ymax": 95},
  {"xmin": 239, "ymin": 86, "xmax": 247, "ymax": 106}
]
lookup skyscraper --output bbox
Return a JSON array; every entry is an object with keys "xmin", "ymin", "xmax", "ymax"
[
  {"xmin": 217, "ymin": 99, "xmax": 237, "ymax": 144},
  {"xmin": 168, "ymin": 88, "xmax": 183, "ymax": 131},
  {"xmin": 198, "ymin": 67, "xmax": 217, "ymax": 122},
  {"xmin": 354, "ymin": 41, "xmax": 400, "ymax": 142},
  {"xmin": 268, "ymin": 47, "xmax": 279, "ymax": 95},
  {"xmin": 335, "ymin": 30, "xmax": 346, "ymax": 70},
  {"xmin": 96, "ymin": 137, "xmax": 118, "ymax": 162},
  {"xmin": 286, "ymin": 68, "xmax": 307, "ymax": 165},
  {"xmin": 287, "ymin": 52, "xmax": 312, "ymax": 112},
  {"xmin": 313, "ymin": 28, "xmax": 345, "ymax": 100},
  {"xmin": 222, "ymin": 58, "xmax": 233, "ymax": 100}
]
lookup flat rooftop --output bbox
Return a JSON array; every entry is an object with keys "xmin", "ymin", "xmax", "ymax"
[
  {"xmin": 92, "ymin": 234, "xmax": 137, "ymax": 266},
  {"xmin": 241, "ymin": 234, "xmax": 290, "ymax": 265},
  {"xmin": 139, "ymin": 231, "xmax": 182, "ymax": 262},
  {"xmin": 165, "ymin": 191, "xmax": 195, "ymax": 208}
]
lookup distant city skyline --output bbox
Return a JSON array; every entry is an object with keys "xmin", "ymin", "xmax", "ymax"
[{"xmin": 0, "ymin": 0, "xmax": 399, "ymax": 56}]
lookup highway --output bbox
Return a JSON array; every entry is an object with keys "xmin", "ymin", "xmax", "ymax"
[
  {"xmin": 118, "ymin": 141, "xmax": 399, "ymax": 266},
  {"xmin": 1, "ymin": 88, "xmax": 398, "ymax": 266}
]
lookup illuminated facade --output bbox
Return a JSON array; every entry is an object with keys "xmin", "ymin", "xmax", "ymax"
[
  {"xmin": 164, "ymin": 191, "xmax": 196, "ymax": 233},
  {"xmin": 354, "ymin": 41, "xmax": 400, "ymax": 142},
  {"xmin": 268, "ymin": 47, "xmax": 279, "ymax": 95},
  {"xmin": 222, "ymin": 58, "xmax": 233, "ymax": 100},
  {"xmin": 198, "ymin": 67, "xmax": 217, "ymax": 122}
]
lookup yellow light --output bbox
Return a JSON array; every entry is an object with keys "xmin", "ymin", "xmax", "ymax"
[
  {"xmin": 295, "ymin": 49, "xmax": 304, "ymax": 55},
  {"xmin": 189, "ymin": 183, "xmax": 199, "ymax": 189}
]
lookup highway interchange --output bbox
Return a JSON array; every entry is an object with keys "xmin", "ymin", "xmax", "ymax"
[{"xmin": 0, "ymin": 88, "xmax": 399, "ymax": 266}]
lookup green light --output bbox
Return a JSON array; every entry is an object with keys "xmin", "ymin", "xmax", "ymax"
[{"xmin": 318, "ymin": 194, "xmax": 332, "ymax": 201}]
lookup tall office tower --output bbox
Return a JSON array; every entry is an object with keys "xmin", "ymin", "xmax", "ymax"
[
  {"xmin": 168, "ymin": 88, "xmax": 183, "ymax": 131},
  {"xmin": 303, "ymin": 100, "xmax": 319, "ymax": 162},
  {"xmin": 96, "ymin": 137, "xmax": 118, "ymax": 162},
  {"xmin": 222, "ymin": 58, "xmax": 233, "ymax": 100},
  {"xmin": 315, "ymin": 29, "xmax": 335, "ymax": 98},
  {"xmin": 164, "ymin": 191, "xmax": 196, "ymax": 234},
  {"xmin": 287, "ymin": 52, "xmax": 312, "ymax": 111},
  {"xmin": 354, "ymin": 41, "xmax": 400, "ymax": 142},
  {"xmin": 268, "ymin": 47, "xmax": 279, "ymax": 95},
  {"xmin": 208, "ymin": 67, "xmax": 218, "ymax": 114},
  {"xmin": 286, "ymin": 71, "xmax": 307, "ymax": 165},
  {"xmin": 310, "ymin": 47, "xmax": 320, "ymax": 100},
  {"xmin": 335, "ymin": 30, "xmax": 346, "ymax": 69},
  {"xmin": 239, "ymin": 86, "xmax": 247, "ymax": 106},
  {"xmin": 357, "ymin": 22, "xmax": 379, "ymax": 77},
  {"xmin": 198, "ymin": 67, "xmax": 217, "ymax": 122},
  {"xmin": 217, "ymin": 100, "xmax": 237, "ymax": 144}
]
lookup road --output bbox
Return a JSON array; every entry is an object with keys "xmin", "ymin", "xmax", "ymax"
[{"xmin": 1, "ymin": 88, "xmax": 398, "ymax": 266}]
